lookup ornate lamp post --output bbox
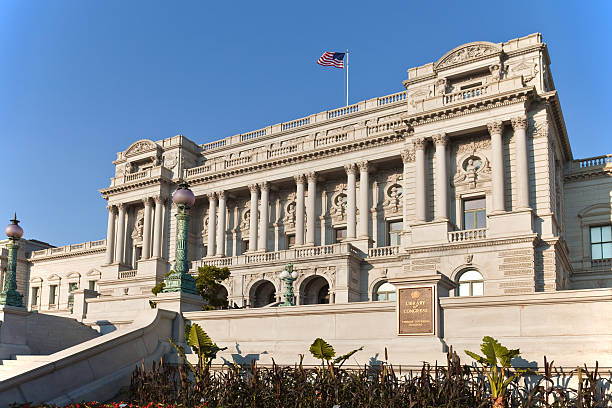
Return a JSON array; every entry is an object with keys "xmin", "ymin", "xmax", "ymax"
[
  {"xmin": 279, "ymin": 263, "xmax": 298, "ymax": 306},
  {"xmin": 0, "ymin": 214, "xmax": 24, "ymax": 307},
  {"xmin": 162, "ymin": 182, "xmax": 199, "ymax": 295}
]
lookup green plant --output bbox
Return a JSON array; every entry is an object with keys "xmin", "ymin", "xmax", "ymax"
[
  {"xmin": 194, "ymin": 264, "xmax": 231, "ymax": 310},
  {"xmin": 309, "ymin": 337, "xmax": 363, "ymax": 369},
  {"xmin": 465, "ymin": 336, "xmax": 528, "ymax": 408},
  {"xmin": 151, "ymin": 270, "xmax": 174, "ymax": 295}
]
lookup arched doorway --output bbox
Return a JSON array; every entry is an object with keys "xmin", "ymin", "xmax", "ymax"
[
  {"xmin": 300, "ymin": 276, "xmax": 330, "ymax": 305},
  {"xmin": 249, "ymin": 280, "xmax": 277, "ymax": 308}
]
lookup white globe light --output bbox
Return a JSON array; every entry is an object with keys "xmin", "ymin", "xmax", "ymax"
[
  {"xmin": 291, "ymin": 271, "xmax": 298, "ymax": 279},
  {"xmin": 280, "ymin": 270, "xmax": 289, "ymax": 279}
]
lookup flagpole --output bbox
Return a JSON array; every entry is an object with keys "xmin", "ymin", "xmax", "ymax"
[{"xmin": 346, "ymin": 49, "xmax": 349, "ymax": 106}]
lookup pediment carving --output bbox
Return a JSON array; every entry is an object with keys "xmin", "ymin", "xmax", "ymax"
[
  {"xmin": 435, "ymin": 42, "xmax": 501, "ymax": 70},
  {"xmin": 124, "ymin": 140, "xmax": 158, "ymax": 158}
]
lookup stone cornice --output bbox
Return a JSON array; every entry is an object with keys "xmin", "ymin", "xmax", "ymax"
[
  {"xmin": 564, "ymin": 167, "xmax": 612, "ymax": 182},
  {"xmin": 28, "ymin": 247, "xmax": 106, "ymax": 263},
  {"xmin": 403, "ymin": 233, "xmax": 538, "ymax": 255},
  {"xmin": 406, "ymin": 86, "xmax": 535, "ymax": 128},
  {"xmin": 99, "ymin": 175, "xmax": 174, "ymax": 198},
  {"xmin": 538, "ymin": 91, "xmax": 572, "ymax": 161}
]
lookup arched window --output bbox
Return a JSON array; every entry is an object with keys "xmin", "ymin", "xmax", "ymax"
[
  {"xmin": 457, "ymin": 270, "xmax": 484, "ymax": 296},
  {"xmin": 375, "ymin": 282, "xmax": 396, "ymax": 301}
]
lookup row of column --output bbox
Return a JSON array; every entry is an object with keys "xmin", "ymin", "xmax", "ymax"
[
  {"xmin": 410, "ymin": 115, "xmax": 530, "ymax": 223},
  {"xmin": 204, "ymin": 161, "xmax": 372, "ymax": 257},
  {"xmin": 104, "ymin": 196, "xmax": 167, "ymax": 265}
]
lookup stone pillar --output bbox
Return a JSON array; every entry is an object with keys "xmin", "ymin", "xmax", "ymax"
[
  {"xmin": 115, "ymin": 203, "xmax": 126, "ymax": 264},
  {"xmin": 104, "ymin": 205, "xmax": 116, "ymax": 264},
  {"xmin": 401, "ymin": 148, "xmax": 415, "ymax": 227},
  {"xmin": 142, "ymin": 198, "xmax": 153, "ymax": 259},
  {"xmin": 414, "ymin": 138, "xmax": 426, "ymax": 222},
  {"xmin": 294, "ymin": 175, "xmax": 305, "ymax": 246},
  {"xmin": 487, "ymin": 121, "xmax": 505, "ymax": 213},
  {"xmin": 216, "ymin": 191, "xmax": 226, "ymax": 256},
  {"xmin": 207, "ymin": 193, "xmax": 217, "ymax": 257},
  {"xmin": 258, "ymin": 182, "xmax": 269, "ymax": 251},
  {"xmin": 358, "ymin": 161, "xmax": 370, "ymax": 238},
  {"xmin": 306, "ymin": 172, "xmax": 317, "ymax": 245},
  {"xmin": 248, "ymin": 184, "xmax": 259, "ymax": 251},
  {"xmin": 345, "ymin": 163, "xmax": 357, "ymax": 238},
  {"xmin": 433, "ymin": 133, "xmax": 449, "ymax": 221},
  {"xmin": 152, "ymin": 196, "xmax": 164, "ymax": 258},
  {"xmin": 512, "ymin": 115, "xmax": 530, "ymax": 209}
]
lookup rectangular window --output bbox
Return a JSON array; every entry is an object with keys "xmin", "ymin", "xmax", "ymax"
[
  {"xmin": 88, "ymin": 280, "xmax": 98, "ymax": 291},
  {"xmin": 69, "ymin": 282, "xmax": 78, "ymax": 292},
  {"xmin": 241, "ymin": 240, "xmax": 249, "ymax": 254},
  {"xmin": 31, "ymin": 287, "xmax": 39, "ymax": 306},
  {"xmin": 49, "ymin": 285, "xmax": 58, "ymax": 306},
  {"xmin": 463, "ymin": 197, "xmax": 486, "ymax": 230},
  {"xmin": 334, "ymin": 227, "xmax": 347, "ymax": 243},
  {"xmin": 286, "ymin": 234, "xmax": 295, "ymax": 248},
  {"xmin": 388, "ymin": 221, "xmax": 403, "ymax": 246},
  {"xmin": 591, "ymin": 225, "xmax": 612, "ymax": 260}
]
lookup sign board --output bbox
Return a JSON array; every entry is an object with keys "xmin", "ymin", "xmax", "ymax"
[{"xmin": 397, "ymin": 286, "xmax": 435, "ymax": 335}]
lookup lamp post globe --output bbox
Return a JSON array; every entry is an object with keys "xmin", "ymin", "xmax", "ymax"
[
  {"xmin": 172, "ymin": 183, "xmax": 196, "ymax": 208},
  {"xmin": 0, "ymin": 214, "xmax": 24, "ymax": 307},
  {"xmin": 5, "ymin": 216, "xmax": 23, "ymax": 239}
]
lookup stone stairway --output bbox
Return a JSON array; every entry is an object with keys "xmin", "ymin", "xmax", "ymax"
[{"xmin": 0, "ymin": 355, "xmax": 50, "ymax": 381}]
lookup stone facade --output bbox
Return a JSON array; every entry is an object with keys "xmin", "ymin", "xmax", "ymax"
[{"xmin": 15, "ymin": 33, "xmax": 612, "ymax": 318}]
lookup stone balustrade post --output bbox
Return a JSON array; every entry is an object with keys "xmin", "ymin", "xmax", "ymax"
[
  {"xmin": 433, "ymin": 133, "xmax": 449, "ymax": 221},
  {"xmin": 259, "ymin": 182, "xmax": 270, "ymax": 251},
  {"xmin": 115, "ymin": 203, "xmax": 126, "ymax": 264},
  {"xmin": 345, "ymin": 163, "xmax": 357, "ymax": 238},
  {"xmin": 152, "ymin": 196, "xmax": 164, "ymax": 258},
  {"xmin": 248, "ymin": 184, "xmax": 259, "ymax": 251},
  {"xmin": 216, "ymin": 191, "xmax": 226, "ymax": 256},
  {"xmin": 487, "ymin": 121, "xmax": 505, "ymax": 213},
  {"xmin": 104, "ymin": 205, "xmax": 116, "ymax": 264},
  {"xmin": 358, "ymin": 161, "xmax": 370, "ymax": 237},
  {"xmin": 414, "ymin": 138, "xmax": 426, "ymax": 222},
  {"xmin": 512, "ymin": 115, "xmax": 530, "ymax": 209},
  {"xmin": 295, "ymin": 175, "xmax": 305, "ymax": 246},
  {"xmin": 142, "ymin": 197, "xmax": 153, "ymax": 259},
  {"xmin": 207, "ymin": 193, "xmax": 217, "ymax": 256},
  {"xmin": 306, "ymin": 173, "xmax": 317, "ymax": 245}
]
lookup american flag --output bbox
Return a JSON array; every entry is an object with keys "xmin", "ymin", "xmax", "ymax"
[{"xmin": 317, "ymin": 51, "xmax": 345, "ymax": 69}]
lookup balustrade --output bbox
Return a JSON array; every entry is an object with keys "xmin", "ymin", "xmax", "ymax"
[
  {"xmin": 591, "ymin": 258, "xmax": 612, "ymax": 268},
  {"xmin": 282, "ymin": 117, "xmax": 311, "ymax": 131},
  {"xmin": 29, "ymin": 239, "xmax": 107, "ymax": 259},
  {"xmin": 124, "ymin": 169, "xmax": 151, "ymax": 183},
  {"xmin": 327, "ymin": 104, "xmax": 358, "ymax": 119},
  {"xmin": 448, "ymin": 228, "xmax": 487, "ymax": 243},
  {"xmin": 240, "ymin": 129, "xmax": 266, "ymax": 142},
  {"xmin": 315, "ymin": 133, "xmax": 348, "ymax": 148},
  {"xmin": 367, "ymin": 119, "xmax": 403, "ymax": 136},
  {"xmin": 444, "ymin": 85, "xmax": 488, "ymax": 104},
  {"xmin": 572, "ymin": 154, "xmax": 612, "ymax": 170},
  {"xmin": 118, "ymin": 270, "xmax": 137, "ymax": 279},
  {"xmin": 377, "ymin": 91, "xmax": 407, "ymax": 106},
  {"xmin": 368, "ymin": 246, "xmax": 400, "ymax": 257},
  {"xmin": 268, "ymin": 144, "xmax": 298, "ymax": 159},
  {"xmin": 225, "ymin": 156, "xmax": 251, "ymax": 168}
]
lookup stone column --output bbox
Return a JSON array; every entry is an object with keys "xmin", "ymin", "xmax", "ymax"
[
  {"xmin": 414, "ymin": 138, "xmax": 426, "ymax": 222},
  {"xmin": 152, "ymin": 196, "xmax": 164, "ymax": 258},
  {"xmin": 258, "ymin": 182, "xmax": 269, "ymax": 251},
  {"xmin": 487, "ymin": 121, "xmax": 505, "ymax": 213},
  {"xmin": 294, "ymin": 175, "xmax": 305, "ymax": 246},
  {"xmin": 216, "ymin": 191, "xmax": 226, "ymax": 256},
  {"xmin": 306, "ymin": 172, "xmax": 317, "ymax": 245},
  {"xmin": 104, "ymin": 205, "xmax": 116, "ymax": 264},
  {"xmin": 358, "ymin": 161, "xmax": 370, "ymax": 238},
  {"xmin": 401, "ymin": 148, "xmax": 415, "ymax": 227},
  {"xmin": 142, "ymin": 198, "xmax": 153, "ymax": 259},
  {"xmin": 207, "ymin": 193, "xmax": 217, "ymax": 256},
  {"xmin": 248, "ymin": 184, "xmax": 259, "ymax": 251},
  {"xmin": 115, "ymin": 203, "xmax": 126, "ymax": 264},
  {"xmin": 433, "ymin": 133, "xmax": 449, "ymax": 221},
  {"xmin": 345, "ymin": 163, "xmax": 357, "ymax": 238},
  {"xmin": 512, "ymin": 115, "xmax": 530, "ymax": 209}
]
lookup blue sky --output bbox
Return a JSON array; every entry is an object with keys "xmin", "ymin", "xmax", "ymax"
[{"xmin": 0, "ymin": 0, "xmax": 610, "ymax": 246}]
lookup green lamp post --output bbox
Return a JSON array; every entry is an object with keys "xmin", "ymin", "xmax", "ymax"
[
  {"xmin": 0, "ymin": 214, "xmax": 24, "ymax": 307},
  {"xmin": 162, "ymin": 182, "xmax": 199, "ymax": 295},
  {"xmin": 279, "ymin": 263, "xmax": 298, "ymax": 306}
]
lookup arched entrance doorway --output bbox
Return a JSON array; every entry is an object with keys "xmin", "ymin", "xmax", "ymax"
[
  {"xmin": 249, "ymin": 280, "xmax": 277, "ymax": 308},
  {"xmin": 300, "ymin": 276, "xmax": 330, "ymax": 305}
]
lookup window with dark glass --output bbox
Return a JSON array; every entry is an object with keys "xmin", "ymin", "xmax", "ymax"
[
  {"xmin": 287, "ymin": 233, "xmax": 295, "ymax": 248},
  {"xmin": 88, "ymin": 280, "xmax": 98, "ymax": 291},
  {"xmin": 334, "ymin": 227, "xmax": 347, "ymax": 243},
  {"xmin": 388, "ymin": 221, "xmax": 403, "ymax": 246},
  {"xmin": 463, "ymin": 197, "xmax": 486, "ymax": 230},
  {"xmin": 31, "ymin": 287, "xmax": 39, "ymax": 306},
  {"xmin": 241, "ymin": 239, "xmax": 249, "ymax": 254},
  {"xmin": 590, "ymin": 225, "xmax": 612, "ymax": 260},
  {"xmin": 49, "ymin": 285, "xmax": 58, "ymax": 305}
]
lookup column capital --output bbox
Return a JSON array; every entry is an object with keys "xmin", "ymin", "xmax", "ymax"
[
  {"xmin": 511, "ymin": 115, "xmax": 528, "ymax": 130},
  {"xmin": 207, "ymin": 192, "xmax": 217, "ymax": 200},
  {"xmin": 357, "ymin": 161, "xmax": 370, "ymax": 173},
  {"xmin": 142, "ymin": 197, "xmax": 153, "ymax": 207},
  {"xmin": 306, "ymin": 172, "xmax": 318, "ymax": 183},
  {"xmin": 259, "ymin": 181, "xmax": 270, "ymax": 191},
  {"xmin": 248, "ymin": 184, "xmax": 259, "ymax": 193},
  {"xmin": 344, "ymin": 163, "xmax": 357, "ymax": 175},
  {"xmin": 487, "ymin": 121, "xmax": 504, "ymax": 135},
  {"xmin": 294, "ymin": 174, "xmax": 306, "ymax": 184},
  {"xmin": 153, "ymin": 195, "xmax": 165, "ymax": 205},
  {"xmin": 401, "ymin": 148, "xmax": 415, "ymax": 163},
  {"xmin": 432, "ymin": 133, "xmax": 449, "ymax": 145},
  {"xmin": 106, "ymin": 204, "xmax": 117, "ymax": 214},
  {"xmin": 216, "ymin": 190, "xmax": 226, "ymax": 200},
  {"xmin": 117, "ymin": 202, "xmax": 127, "ymax": 212},
  {"xmin": 412, "ymin": 137, "xmax": 426, "ymax": 150}
]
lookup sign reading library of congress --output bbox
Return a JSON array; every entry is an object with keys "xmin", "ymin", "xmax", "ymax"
[{"xmin": 398, "ymin": 286, "xmax": 435, "ymax": 335}]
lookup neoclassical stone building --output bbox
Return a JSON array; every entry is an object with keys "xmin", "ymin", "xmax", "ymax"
[{"xmin": 6, "ymin": 32, "xmax": 609, "ymax": 318}]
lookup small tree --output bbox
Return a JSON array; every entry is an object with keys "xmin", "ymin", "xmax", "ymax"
[{"xmin": 195, "ymin": 265, "xmax": 231, "ymax": 310}]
